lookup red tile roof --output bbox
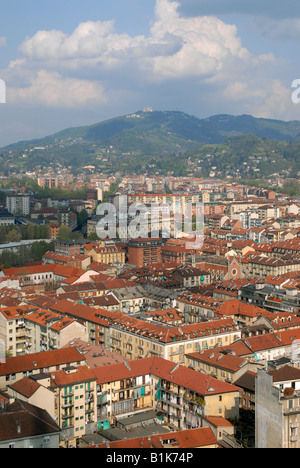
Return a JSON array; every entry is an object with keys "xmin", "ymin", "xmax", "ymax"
[
  {"xmin": 186, "ymin": 348, "xmax": 247, "ymax": 372},
  {"xmin": 8, "ymin": 377, "xmax": 41, "ymax": 398},
  {"xmin": 50, "ymin": 366, "xmax": 96, "ymax": 387},
  {"xmin": 92, "ymin": 356, "xmax": 240, "ymax": 396},
  {"xmin": 0, "ymin": 347, "xmax": 85, "ymax": 376},
  {"xmin": 0, "ymin": 400, "xmax": 60, "ymax": 441},
  {"xmin": 215, "ymin": 299, "xmax": 269, "ymax": 318},
  {"xmin": 89, "ymin": 427, "xmax": 218, "ymax": 449}
]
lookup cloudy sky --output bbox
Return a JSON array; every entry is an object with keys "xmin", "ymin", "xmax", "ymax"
[{"xmin": 0, "ymin": 0, "xmax": 300, "ymax": 146}]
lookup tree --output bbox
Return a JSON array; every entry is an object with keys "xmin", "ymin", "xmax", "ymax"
[
  {"xmin": 31, "ymin": 241, "xmax": 54, "ymax": 261},
  {"xmin": 77, "ymin": 209, "xmax": 89, "ymax": 229},
  {"xmin": 5, "ymin": 229, "xmax": 21, "ymax": 243},
  {"xmin": 26, "ymin": 224, "xmax": 35, "ymax": 240},
  {"xmin": 57, "ymin": 225, "xmax": 72, "ymax": 241},
  {"xmin": 87, "ymin": 232, "xmax": 99, "ymax": 241}
]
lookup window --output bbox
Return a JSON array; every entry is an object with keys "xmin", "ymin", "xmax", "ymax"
[{"xmin": 290, "ymin": 427, "xmax": 298, "ymax": 441}]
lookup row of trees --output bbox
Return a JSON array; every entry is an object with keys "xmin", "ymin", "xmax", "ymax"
[
  {"xmin": 0, "ymin": 240, "xmax": 54, "ymax": 269},
  {"xmin": 0, "ymin": 224, "xmax": 51, "ymax": 243}
]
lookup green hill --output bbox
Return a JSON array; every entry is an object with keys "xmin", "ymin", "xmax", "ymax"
[{"xmin": 1, "ymin": 110, "xmax": 300, "ymax": 178}]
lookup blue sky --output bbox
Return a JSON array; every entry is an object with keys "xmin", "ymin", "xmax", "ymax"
[{"xmin": 0, "ymin": 0, "xmax": 300, "ymax": 146}]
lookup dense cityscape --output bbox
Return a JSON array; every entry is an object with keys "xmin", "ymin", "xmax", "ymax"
[
  {"xmin": 0, "ymin": 162, "xmax": 299, "ymax": 450},
  {"xmin": 1, "ymin": 0, "xmax": 300, "ymax": 454}
]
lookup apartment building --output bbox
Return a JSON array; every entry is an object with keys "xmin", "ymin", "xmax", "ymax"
[
  {"xmin": 7, "ymin": 375, "xmax": 56, "ymax": 420},
  {"xmin": 154, "ymin": 360, "xmax": 240, "ymax": 429},
  {"xmin": 242, "ymin": 255, "xmax": 300, "ymax": 279},
  {"xmin": 109, "ymin": 315, "xmax": 241, "ymax": 363},
  {"xmin": 92, "ymin": 356, "xmax": 240, "ymax": 431},
  {"xmin": 185, "ymin": 348, "xmax": 262, "ymax": 384},
  {"xmin": 24, "ymin": 309, "xmax": 88, "ymax": 353},
  {"xmin": 128, "ymin": 238, "xmax": 164, "ymax": 267},
  {"xmin": 94, "ymin": 358, "xmax": 153, "ymax": 431},
  {"xmin": 55, "ymin": 240, "xmax": 85, "ymax": 257},
  {"xmin": 50, "ymin": 366, "xmax": 97, "ymax": 448},
  {"xmin": 0, "ymin": 400, "xmax": 60, "ymax": 449},
  {"xmin": 56, "ymin": 210, "xmax": 77, "ymax": 231},
  {"xmin": 0, "ymin": 306, "xmax": 31, "ymax": 357},
  {"xmin": 1, "ymin": 264, "xmax": 98, "ymax": 289},
  {"xmin": 258, "ymin": 205, "xmax": 277, "ymax": 221},
  {"xmin": 272, "ymin": 238, "xmax": 300, "ymax": 259},
  {"xmin": 0, "ymin": 210, "xmax": 15, "ymax": 227},
  {"xmin": 0, "ymin": 347, "xmax": 86, "ymax": 390},
  {"xmin": 42, "ymin": 251, "xmax": 91, "ymax": 270},
  {"xmin": 171, "ymin": 265, "xmax": 211, "ymax": 288},
  {"xmin": 161, "ymin": 244, "xmax": 189, "ymax": 264},
  {"xmin": 85, "ymin": 244, "xmax": 126, "ymax": 265},
  {"xmin": 256, "ymin": 367, "xmax": 300, "ymax": 448},
  {"xmin": 49, "ymin": 299, "xmax": 116, "ymax": 348},
  {"xmin": 205, "ymin": 215, "xmax": 230, "ymax": 230},
  {"xmin": 228, "ymin": 200, "xmax": 279, "ymax": 217},
  {"xmin": 6, "ymin": 194, "xmax": 30, "ymax": 216},
  {"xmin": 125, "ymin": 193, "xmax": 201, "ymax": 214},
  {"xmin": 239, "ymin": 283, "xmax": 300, "ymax": 315},
  {"xmin": 211, "ymin": 328, "xmax": 300, "ymax": 364},
  {"xmin": 176, "ymin": 292, "xmax": 224, "ymax": 322},
  {"xmin": 94, "ymin": 427, "xmax": 219, "ymax": 449},
  {"xmin": 0, "ymin": 306, "xmax": 88, "ymax": 357}
]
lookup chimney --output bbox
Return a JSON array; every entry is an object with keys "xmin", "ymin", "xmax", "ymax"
[
  {"xmin": 170, "ymin": 363, "xmax": 179, "ymax": 375},
  {"xmin": 16, "ymin": 420, "xmax": 21, "ymax": 434},
  {"xmin": 124, "ymin": 359, "xmax": 131, "ymax": 371}
]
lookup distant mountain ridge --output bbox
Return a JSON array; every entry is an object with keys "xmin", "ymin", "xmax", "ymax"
[
  {"xmin": 1, "ymin": 110, "xmax": 300, "ymax": 177},
  {"xmin": 3, "ymin": 110, "xmax": 300, "ymax": 151}
]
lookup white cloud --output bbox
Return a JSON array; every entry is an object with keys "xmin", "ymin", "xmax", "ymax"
[
  {"xmin": 219, "ymin": 78, "xmax": 298, "ymax": 121},
  {"xmin": 17, "ymin": 0, "xmax": 252, "ymax": 81},
  {"xmin": 145, "ymin": 0, "xmax": 251, "ymax": 80},
  {"xmin": 7, "ymin": 70, "xmax": 107, "ymax": 108},
  {"xmin": 1, "ymin": 0, "xmax": 294, "ymax": 121},
  {"xmin": 0, "ymin": 37, "xmax": 7, "ymax": 47}
]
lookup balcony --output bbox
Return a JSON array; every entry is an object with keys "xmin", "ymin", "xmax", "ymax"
[
  {"xmin": 97, "ymin": 393, "xmax": 108, "ymax": 405},
  {"xmin": 85, "ymin": 406, "xmax": 95, "ymax": 415},
  {"xmin": 62, "ymin": 402, "xmax": 74, "ymax": 409},
  {"xmin": 156, "ymin": 382, "xmax": 181, "ymax": 396},
  {"xmin": 183, "ymin": 392, "xmax": 206, "ymax": 408},
  {"xmin": 15, "ymin": 335, "xmax": 26, "ymax": 342},
  {"xmin": 112, "ymin": 399, "xmax": 135, "ymax": 415},
  {"xmin": 85, "ymin": 391, "xmax": 94, "ymax": 402},
  {"xmin": 98, "ymin": 409, "xmax": 109, "ymax": 420},
  {"xmin": 62, "ymin": 411, "xmax": 74, "ymax": 420},
  {"xmin": 60, "ymin": 425, "xmax": 74, "ymax": 442}
]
